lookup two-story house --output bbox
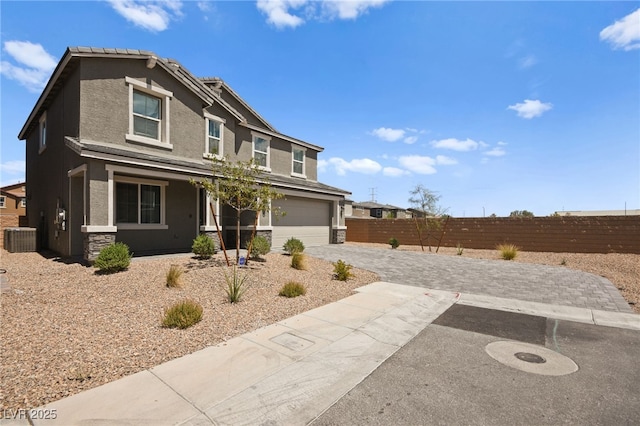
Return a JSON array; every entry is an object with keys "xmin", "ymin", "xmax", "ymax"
[{"xmin": 18, "ymin": 47, "xmax": 349, "ymax": 261}]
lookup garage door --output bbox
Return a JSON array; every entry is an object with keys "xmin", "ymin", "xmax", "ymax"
[{"xmin": 271, "ymin": 197, "xmax": 331, "ymax": 249}]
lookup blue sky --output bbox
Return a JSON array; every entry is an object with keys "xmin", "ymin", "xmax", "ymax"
[{"xmin": 1, "ymin": 1, "xmax": 638, "ymax": 217}]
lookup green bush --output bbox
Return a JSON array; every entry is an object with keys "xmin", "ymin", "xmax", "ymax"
[
  {"xmin": 162, "ymin": 299, "xmax": 203, "ymax": 329},
  {"xmin": 497, "ymin": 243, "xmax": 519, "ymax": 260},
  {"xmin": 249, "ymin": 236, "xmax": 271, "ymax": 260},
  {"xmin": 224, "ymin": 266, "xmax": 249, "ymax": 303},
  {"xmin": 166, "ymin": 264, "xmax": 183, "ymax": 288},
  {"xmin": 388, "ymin": 237, "xmax": 400, "ymax": 249},
  {"xmin": 290, "ymin": 252, "xmax": 306, "ymax": 270},
  {"xmin": 94, "ymin": 242, "xmax": 131, "ymax": 274},
  {"xmin": 279, "ymin": 281, "xmax": 307, "ymax": 298},
  {"xmin": 283, "ymin": 237, "xmax": 305, "ymax": 255},
  {"xmin": 192, "ymin": 234, "xmax": 215, "ymax": 259},
  {"xmin": 333, "ymin": 259, "xmax": 354, "ymax": 281}
]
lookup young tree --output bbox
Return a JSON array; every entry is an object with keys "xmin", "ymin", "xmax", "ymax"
[
  {"xmin": 509, "ymin": 210, "xmax": 534, "ymax": 217},
  {"xmin": 408, "ymin": 184, "xmax": 448, "ymax": 252},
  {"xmin": 192, "ymin": 157, "xmax": 283, "ymax": 264}
]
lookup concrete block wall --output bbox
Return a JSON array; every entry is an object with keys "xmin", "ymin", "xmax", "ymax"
[{"xmin": 346, "ymin": 216, "xmax": 640, "ymax": 254}]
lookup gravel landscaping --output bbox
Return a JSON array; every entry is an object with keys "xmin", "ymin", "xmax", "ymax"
[
  {"xmin": 1, "ymin": 243, "xmax": 637, "ymax": 412},
  {"xmin": 0, "ymin": 249, "xmax": 378, "ymax": 411}
]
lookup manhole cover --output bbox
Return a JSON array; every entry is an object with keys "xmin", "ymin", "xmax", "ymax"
[
  {"xmin": 485, "ymin": 341, "xmax": 578, "ymax": 376},
  {"xmin": 515, "ymin": 352, "xmax": 546, "ymax": 364}
]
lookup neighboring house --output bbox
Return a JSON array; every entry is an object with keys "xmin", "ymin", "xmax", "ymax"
[
  {"xmin": 350, "ymin": 201, "xmax": 412, "ymax": 219},
  {"xmin": 0, "ymin": 182, "xmax": 28, "ymax": 248},
  {"xmin": 18, "ymin": 47, "xmax": 349, "ymax": 260}
]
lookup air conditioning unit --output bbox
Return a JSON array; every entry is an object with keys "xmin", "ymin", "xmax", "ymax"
[{"xmin": 4, "ymin": 227, "xmax": 37, "ymax": 253}]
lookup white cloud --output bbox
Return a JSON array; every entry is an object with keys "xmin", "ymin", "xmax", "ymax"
[
  {"xmin": 0, "ymin": 160, "xmax": 26, "ymax": 181},
  {"xmin": 484, "ymin": 147, "xmax": 506, "ymax": 157},
  {"xmin": 0, "ymin": 41, "xmax": 57, "ymax": 92},
  {"xmin": 507, "ymin": 99, "xmax": 553, "ymax": 119},
  {"xmin": 600, "ymin": 8, "xmax": 640, "ymax": 51},
  {"xmin": 371, "ymin": 126, "xmax": 424, "ymax": 144},
  {"xmin": 398, "ymin": 155, "xmax": 437, "ymax": 175},
  {"xmin": 107, "ymin": 0, "xmax": 183, "ymax": 32},
  {"xmin": 321, "ymin": 0, "xmax": 389, "ymax": 20},
  {"xmin": 519, "ymin": 54, "xmax": 537, "ymax": 69},
  {"xmin": 435, "ymin": 155, "xmax": 457, "ymax": 165},
  {"xmin": 430, "ymin": 138, "xmax": 481, "ymax": 152},
  {"xmin": 321, "ymin": 157, "xmax": 382, "ymax": 175},
  {"xmin": 197, "ymin": 1, "xmax": 211, "ymax": 12},
  {"xmin": 256, "ymin": 0, "xmax": 390, "ymax": 28},
  {"xmin": 383, "ymin": 167, "xmax": 409, "ymax": 177},
  {"xmin": 371, "ymin": 127, "xmax": 405, "ymax": 142},
  {"xmin": 256, "ymin": 0, "xmax": 305, "ymax": 29}
]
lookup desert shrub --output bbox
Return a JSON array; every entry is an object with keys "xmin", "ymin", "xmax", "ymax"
[
  {"xmin": 388, "ymin": 237, "xmax": 400, "ymax": 249},
  {"xmin": 94, "ymin": 242, "xmax": 131, "ymax": 273},
  {"xmin": 162, "ymin": 299, "xmax": 203, "ymax": 329},
  {"xmin": 456, "ymin": 243, "xmax": 464, "ymax": 256},
  {"xmin": 224, "ymin": 266, "xmax": 249, "ymax": 303},
  {"xmin": 279, "ymin": 281, "xmax": 307, "ymax": 298},
  {"xmin": 333, "ymin": 259, "xmax": 354, "ymax": 281},
  {"xmin": 249, "ymin": 236, "xmax": 271, "ymax": 260},
  {"xmin": 497, "ymin": 243, "xmax": 519, "ymax": 260},
  {"xmin": 192, "ymin": 234, "xmax": 215, "ymax": 259},
  {"xmin": 291, "ymin": 252, "xmax": 306, "ymax": 270},
  {"xmin": 166, "ymin": 264, "xmax": 183, "ymax": 288},
  {"xmin": 283, "ymin": 237, "xmax": 305, "ymax": 255}
]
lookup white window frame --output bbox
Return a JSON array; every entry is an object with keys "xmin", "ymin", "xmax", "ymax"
[
  {"xmin": 204, "ymin": 113, "xmax": 225, "ymax": 159},
  {"xmin": 291, "ymin": 146, "xmax": 306, "ymax": 178},
  {"xmin": 20, "ymin": 198, "xmax": 26, "ymax": 208},
  {"xmin": 252, "ymin": 132, "xmax": 271, "ymax": 171},
  {"xmin": 125, "ymin": 76, "xmax": 173, "ymax": 150},
  {"xmin": 0, "ymin": 196, "xmax": 6, "ymax": 208},
  {"xmin": 39, "ymin": 111, "xmax": 47, "ymax": 153},
  {"xmin": 114, "ymin": 175, "xmax": 168, "ymax": 230}
]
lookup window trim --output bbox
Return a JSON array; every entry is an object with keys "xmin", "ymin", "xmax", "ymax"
[
  {"xmin": 251, "ymin": 131, "xmax": 271, "ymax": 171},
  {"xmin": 204, "ymin": 112, "xmax": 225, "ymax": 159},
  {"xmin": 0, "ymin": 196, "xmax": 6, "ymax": 208},
  {"xmin": 291, "ymin": 146, "xmax": 306, "ymax": 178},
  {"xmin": 114, "ymin": 175, "xmax": 168, "ymax": 230},
  {"xmin": 125, "ymin": 76, "xmax": 173, "ymax": 150},
  {"xmin": 20, "ymin": 198, "xmax": 26, "ymax": 208},
  {"xmin": 38, "ymin": 111, "xmax": 47, "ymax": 154}
]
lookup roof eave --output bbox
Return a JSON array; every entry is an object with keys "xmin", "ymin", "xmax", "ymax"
[{"xmin": 238, "ymin": 122, "xmax": 324, "ymax": 152}]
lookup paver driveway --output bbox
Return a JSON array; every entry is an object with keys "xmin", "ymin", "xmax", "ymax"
[{"xmin": 306, "ymin": 245, "xmax": 632, "ymax": 312}]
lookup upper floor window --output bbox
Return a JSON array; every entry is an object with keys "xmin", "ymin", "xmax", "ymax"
[
  {"xmin": 0, "ymin": 196, "xmax": 6, "ymax": 208},
  {"xmin": 39, "ymin": 112, "xmax": 47, "ymax": 153},
  {"xmin": 125, "ymin": 77, "xmax": 173, "ymax": 150},
  {"xmin": 133, "ymin": 91, "xmax": 160, "ymax": 139},
  {"xmin": 20, "ymin": 198, "xmax": 26, "ymax": 208},
  {"xmin": 252, "ymin": 132, "xmax": 271, "ymax": 170},
  {"xmin": 292, "ymin": 146, "xmax": 306, "ymax": 177},
  {"xmin": 204, "ymin": 113, "xmax": 225, "ymax": 158}
]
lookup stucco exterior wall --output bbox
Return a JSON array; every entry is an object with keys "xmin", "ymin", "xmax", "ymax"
[{"xmin": 25, "ymin": 64, "xmax": 82, "ymax": 256}]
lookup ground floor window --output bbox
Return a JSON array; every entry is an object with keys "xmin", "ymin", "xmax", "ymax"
[{"xmin": 116, "ymin": 181, "xmax": 162, "ymax": 224}]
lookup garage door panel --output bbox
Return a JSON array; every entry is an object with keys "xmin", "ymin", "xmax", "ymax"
[
  {"xmin": 272, "ymin": 226, "xmax": 329, "ymax": 248},
  {"xmin": 271, "ymin": 197, "xmax": 331, "ymax": 248}
]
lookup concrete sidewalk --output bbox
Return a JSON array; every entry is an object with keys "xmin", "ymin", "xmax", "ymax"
[{"xmin": 10, "ymin": 282, "xmax": 638, "ymax": 426}]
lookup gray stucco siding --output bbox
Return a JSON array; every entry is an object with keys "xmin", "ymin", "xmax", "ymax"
[
  {"xmin": 78, "ymin": 58, "xmax": 214, "ymax": 161},
  {"xmin": 87, "ymin": 160, "xmax": 109, "ymax": 226}
]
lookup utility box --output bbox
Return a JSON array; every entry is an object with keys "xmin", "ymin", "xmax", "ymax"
[{"xmin": 4, "ymin": 227, "xmax": 37, "ymax": 253}]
